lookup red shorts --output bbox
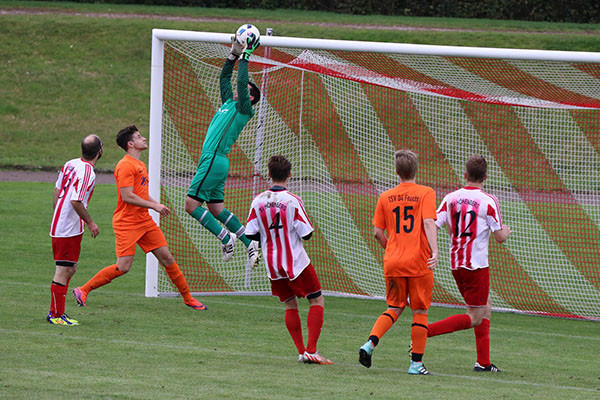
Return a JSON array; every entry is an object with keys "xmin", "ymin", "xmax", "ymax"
[
  {"xmin": 271, "ymin": 263, "xmax": 322, "ymax": 302},
  {"xmin": 452, "ymin": 267, "xmax": 489, "ymax": 307},
  {"xmin": 114, "ymin": 223, "xmax": 168, "ymax": 257},
  {"xmin": 385, "ymin": 272, "xmax": 433, "ymax": 310},
  {"xmin": 52, "ymin": 234, "xmax": 83, "ymax": 264}
]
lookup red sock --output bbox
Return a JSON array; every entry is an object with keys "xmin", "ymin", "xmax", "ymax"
[
  {"xmin": 80, "ymin": 264, "xmax": 124, "ymax": 293},
  {"xmin": 164, "ymin": 262, "xmax": 192, "ymax": 302},
  {"xmin": 285, "ymin": 309, "xmax": 305, "ymax": 355},
  {"xmin": 475, "ymin": 318, "xmax": 491, "ymax": 366},
  {"xmin": 369, "ymin": 310, "xmax": 398, "ymax": 342},
  {"xmin": 306, "ymin": 305, "xmax": 324, "ymax": 354},
  {"xmin": 428, "ymin": 314, "xmax": 472, "ymax": 337},
  {"xmin": 50, "ymin": 282, "xmax": 68, "ymax": 317},
  {"xmin": 411, "ymin": 313, "xmax": 428, "ymax": 358}
]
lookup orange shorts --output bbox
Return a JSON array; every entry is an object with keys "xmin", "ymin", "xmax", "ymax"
[
  {"xmin": 385, "ymin": 271, "xmax": 433, "ymax": 310},
  {"xmin": 114, "ymin": 223, "xmax": 168, "ymax": 257}
]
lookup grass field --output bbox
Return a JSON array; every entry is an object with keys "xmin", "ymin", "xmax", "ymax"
[
  {"xmin": 1, "ymin": 4, "xmax": 599, "ymax": 398},
  {"xmin": 1, "ymin": 180, "xmax": 599, "ymax": 399},
  {"xmin": 1, "ymin": 0, "xmax": 600, "ymax": 171}
]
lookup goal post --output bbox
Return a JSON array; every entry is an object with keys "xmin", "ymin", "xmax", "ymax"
[{"xmin": 147, "ymin": 28, "xmax": 600, "ymax": 321}]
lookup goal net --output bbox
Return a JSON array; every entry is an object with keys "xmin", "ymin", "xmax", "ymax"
[{"xmin": 147, "ymin": 29, "xmax": 600, "ymax": 321}]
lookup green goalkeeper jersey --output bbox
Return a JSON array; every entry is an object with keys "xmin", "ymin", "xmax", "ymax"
[{"xmin": 201, "ymin": 58, "xmax": 255, "ymax": 156}]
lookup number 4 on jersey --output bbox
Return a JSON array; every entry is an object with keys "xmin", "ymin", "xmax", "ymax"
[{"xmin": 269, "ymin": 212, "xmax": 284, "ymax": 237}]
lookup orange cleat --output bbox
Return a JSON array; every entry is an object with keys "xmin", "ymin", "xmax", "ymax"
[{"xmin": 184, "ymin": 298, "xmax": 207, "ymax": 310}]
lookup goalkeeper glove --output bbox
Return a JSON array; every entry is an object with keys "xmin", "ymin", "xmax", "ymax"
[
  {"xmin": 228, "ymin": 35, "xmax": 245, "ymax": 61},
  {"xmin": 241, "ymin": 38, "xmax": 260, "ymax": 61}
]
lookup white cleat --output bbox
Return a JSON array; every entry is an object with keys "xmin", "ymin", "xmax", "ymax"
[
  {"xmin": 303, "ymin": 351, "xmax": 333, "ymax": 365},
  {"xmin": 222, "ymin": 234, "xmax": 236, "ymax": 262},
  {"xmin": 247, "ymin": 240, "xmax": 261, "ymax": 269}
]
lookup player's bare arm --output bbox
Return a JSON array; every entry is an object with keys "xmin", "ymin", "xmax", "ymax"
[
  {"xmin": 373, "ymin": 226, "xmax": 387, "ymax": 249},
  {"xmin": 70, "ymin": 200, "xmax": 99, "ymax": 238},
  {"xmin": 119, "ymin": 186, "xmax": 171, "ymax": 217},
  {"xmin": 493, "ymin": 225, "xmax": 512, "ymax": 243},
  {"xmin": 423, "ymin": 218, "xmax": 438, "ymax": 270},
  {"xmin": 53, "ymin": 187, "xmax": 59, "ymax": 210}
]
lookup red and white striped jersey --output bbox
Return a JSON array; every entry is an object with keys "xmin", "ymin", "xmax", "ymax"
[
  {"xmin": 436, "ymin": 187, "xmax": 502, "ymax": 270},
  {"xmin": 50, "ymin": 158, "xmax": 96, "ymax": 238},
  {"xmin": 246, "ymin": 187, "xmax": 313, "ymax": 281}
]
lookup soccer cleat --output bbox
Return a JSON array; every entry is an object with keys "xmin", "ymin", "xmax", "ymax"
[
  {"xmin": 222, "ymin": 234, "xmax": 236, "ymax": 262},
  {"xmin": 184, "ymin": 298, "xmax": 207, "ymax": 310},
  {"xmin": 73, "ymin": 287, "xmax": 87, "ymax": 307},
  {"xmin": 359, "ymin": 340, "xmax": 374, "ymax": 368},
  {"xmin": 408, "ymin": 361, "xmax": 430, "ymax": 375},
  {"xmin": 246, "ymin": 240, "xmax": 261, "ymax": 269},
  {"xmin": 303, "ymin": 351, "xmax": 333, "ymax": 365},
  {"xmin": 47, "ymin": 312, "xmax": 79, "ymax": 326},
  {"xmin": 474, "ymin": 362, "xmax": 501, "ymax": 372},
  {"xmin": 297, "ymin": 353, "xmax": 308, "ymax": 363}
]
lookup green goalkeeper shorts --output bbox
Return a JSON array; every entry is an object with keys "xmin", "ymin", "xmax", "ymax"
[{"xmin": 187, "ymin": 153, "xmax": 229, "ymax": 203}]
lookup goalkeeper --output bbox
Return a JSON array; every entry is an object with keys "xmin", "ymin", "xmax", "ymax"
[{"xmin": 184, "ymin": 32, "xmax": 261, "ymax": 269}]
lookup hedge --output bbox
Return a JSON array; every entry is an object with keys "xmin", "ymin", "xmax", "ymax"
[{"xmin": 49, "ymin": 0, "xmax": 600, "ymax": 23}]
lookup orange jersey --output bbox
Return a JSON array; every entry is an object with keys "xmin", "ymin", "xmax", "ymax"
[
  {"xmin": 373, "ymin": 182, "xmax": 436, "ymax": 277},
  {"xmin": 112, "ymin": 154, "xmax": 154, "ymax": 230}
]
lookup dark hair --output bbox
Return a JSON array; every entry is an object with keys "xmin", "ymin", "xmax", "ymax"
[
  {"xmin": 268, "ymin": 155, "xmax": 291, "ymax": 182},
  {"xmin": 116, "ymin": 125, "xmax": 138, "ymax": 151},
  {"xmin": 81, "ymin": 135, "xmax": 103, "ymax": 160},
  {"xmin": 395, "ymin": 149, "xmax": 418, "ymax": 180},
  {"xmin": 248, "ymin": 81, "xmax": 261, "ymax": 106},
  {"xmin": 465, "ymin": 154, "xmax": 487, "ymax": 182}
]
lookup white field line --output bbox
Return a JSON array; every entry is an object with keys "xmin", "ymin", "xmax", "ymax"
[
  {"xmin": 0, "ymin": 328, "xmax": 596, "ymax": 393},
  {"xmin": 3, "ymin": 280, "xmax": 598, "ymax": 340}
]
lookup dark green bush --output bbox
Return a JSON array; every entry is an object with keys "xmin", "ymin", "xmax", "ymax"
[{"xmin": 44, "ymin": 0, "xmax": 600, "ymax": 23}]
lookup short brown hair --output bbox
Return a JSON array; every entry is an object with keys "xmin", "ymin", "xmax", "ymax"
[
  {"xmin": 116, "ymin": 125, "xmax": 138, "ymax": 151},
  {"xmin": 465, "ymin": 154, "xmax": 487, "ymax": 182},
  {"xmin": 268, "ymin": 155, "xmax": 291, "ymax": 182},
  {"xmin": 395, "ymin": 149, "xmax": 418, "ymax": 180}
]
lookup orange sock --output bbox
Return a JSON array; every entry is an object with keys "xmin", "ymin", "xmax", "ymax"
[
  {"xmin": 369, "ymin": 309, "xmax": 398, "ymax": 342},
  {"xmin": 411, "ymin": 313, "xmax": 428, "ymax": 359},
  {"xmin": 164, "ymin": 262, "xmax": 193, "ymax": 302},
  {"xmin": 80, "ymin": 264, "xmax": 124, "ymax": 293}
]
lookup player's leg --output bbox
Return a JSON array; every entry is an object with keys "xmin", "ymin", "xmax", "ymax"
[
  {"xmin": 74, "ymin": 259, "xmax": 129, "ymax": 307},
  {"xmin": 212, "ymin": 205, "xmax": 261, "ymax": 269},
  {"xmin": 186, "ymin": 157, "xmax": 236, "ymax": 260},
  {"xmin": 149, "ymin": 243, "xmax": 206, "ymax": 311},
  {"xmin": 186, "ymin": 197, "xmax": 236, "ymax": 261},
  {"xmin": 303, "ymin": 294, "xmax": 333, "ymax": 365},
  {"xmin": 295, "ymin": 265, "xmax": 331, "ymax": 365},
  {"xmin": 73, "ymin": 230, "xmax": 136, "ymax": 306},
  {"xmin": 358, "ymin": 306, "xmax": 401, "ymax": 368},
  {"xmin": 473, "ymin": 297, "xmax": 500, "ymax": 372},
  {"xmin": 407, "ymin": 273, "xmax": 433, "ymax": 375},
  {"xmin": 49, "ymin": 264, "xmax": 78, "ymax": 325},
  {"xmin": 283, "ymin": 297, "xmax": 306, "ymax": 361},
  {"xmin": 272, "ymin": 279, "xmax": 306, "ymax": 360},
  {"xmin": 359, "ymin": 276, "xmax": 405, "ymax": 368},
  {"xmin": 428, "ymin": 268, "xmax": 478, "ymax": 337},
  {"xmin": 49, "ymin": 236, "xmax": 81, "ymax": 325}
]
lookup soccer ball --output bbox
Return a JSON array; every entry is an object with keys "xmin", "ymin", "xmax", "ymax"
[{"xmin": 235, "ymin": 24, "xmax": 260, "ymax": 47}]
